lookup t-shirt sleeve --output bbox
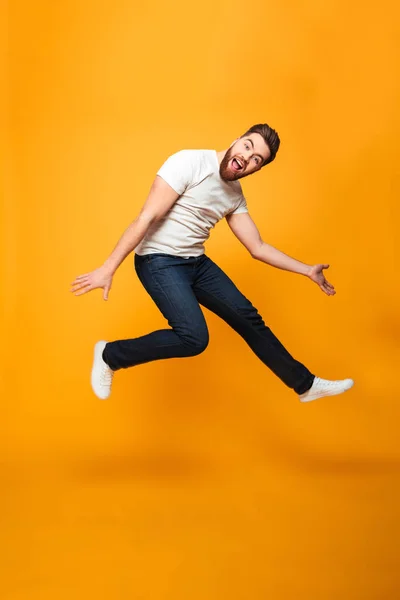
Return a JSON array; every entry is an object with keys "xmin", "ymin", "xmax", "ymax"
[
  {"xmin": 230, "ymin": 194, "xmax": 249, "ymax": 215},
  {"xmin": 156, "ymin": 150, "xmax": 194, "ymax": 195}
]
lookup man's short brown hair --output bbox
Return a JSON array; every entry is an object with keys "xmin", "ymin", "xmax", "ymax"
[{"xmin": 241, "ymin": 123, "xmax": 280, "ymax": 167}]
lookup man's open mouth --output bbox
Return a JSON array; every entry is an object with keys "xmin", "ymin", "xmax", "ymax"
[{"xmin": 231, "ymin": 158, "xmax": 244, "ymax": 172}]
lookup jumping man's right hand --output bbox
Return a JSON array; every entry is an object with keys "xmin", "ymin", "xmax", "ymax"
[{"xmin": 71, "ymin": 265, "xmax": 113, "ymax": 300}]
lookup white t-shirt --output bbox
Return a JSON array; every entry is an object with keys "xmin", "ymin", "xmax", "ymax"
[{"xmin": 134, "ymin": 149, "xmax": 248, "ymax": 257}]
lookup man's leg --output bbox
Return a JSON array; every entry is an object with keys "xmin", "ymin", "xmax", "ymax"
[
  {"xmin": 192, "ymin": 255, "xmax": 315, "ymax": 395},
  {"xmin": 102, "ymin": 254, "xmax": 209, "ymax": 370}
]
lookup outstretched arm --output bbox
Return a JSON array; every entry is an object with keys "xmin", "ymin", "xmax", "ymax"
[
  {"xmin": 71, "ymin": 176, "xmax": 180, "ymax": 299},
  {"xmin": 226, "ymin": 212, "xmax": 336, "ymax": 296}
]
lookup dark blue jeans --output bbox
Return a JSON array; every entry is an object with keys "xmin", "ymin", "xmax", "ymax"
[{"xmin": 103, "ymin": 253, "xmax": 315, "ymax": 395}]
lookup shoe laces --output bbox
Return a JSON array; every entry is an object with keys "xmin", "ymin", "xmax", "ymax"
[
  {"xmin": 100, "ymin": 364, "xmax": 114, "ymax": 387},
  {"xmin": 316, "ymin": 378, "xmax": 338, "ymax": 389}
]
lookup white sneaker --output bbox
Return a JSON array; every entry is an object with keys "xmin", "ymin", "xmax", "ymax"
[
  {"xmin": 299, "ymin": 376, "xmax": 354, "ymax": 403},
  {"xmin": 91, "ymin": 341, "xmax": 114, "ymax": 399}
]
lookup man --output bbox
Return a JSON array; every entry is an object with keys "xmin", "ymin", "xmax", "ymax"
[{"xmin": 71, "ymin": 123, "xmax": 354, "ymax": 403}]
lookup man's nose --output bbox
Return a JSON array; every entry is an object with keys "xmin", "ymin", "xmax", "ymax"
[{"xmin": 242, "ymin": 151, "xmax": 252, "ymax": 164}]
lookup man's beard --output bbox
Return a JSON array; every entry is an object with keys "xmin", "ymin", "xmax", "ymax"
[{"xmin": 219, "ymin": 147, "xmax": 247, "ymax": 182}]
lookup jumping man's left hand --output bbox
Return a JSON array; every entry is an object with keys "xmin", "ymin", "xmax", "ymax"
[{"xmin": 307, "ymin": 264, "xmax": 336, "ymax": 296}]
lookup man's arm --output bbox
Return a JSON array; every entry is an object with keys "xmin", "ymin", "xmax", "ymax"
[
  {"xmin": 71, "ymin": 176, "xmax": 179, "ymax": 299},
  {"xmin": 103, "ymin": 176, "xmax": 179, "ymax": 274},
  {"xmin": 226, "ymin": 212, "xmax": 336, "ymax": 295}
]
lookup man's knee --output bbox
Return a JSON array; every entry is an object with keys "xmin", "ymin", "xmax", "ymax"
[
  {"xmin": 182, "ymin": 329, "xmax": 209, "ymax": 356},
  {"xmin": 192, "ymin": 333, "xmax": 209, "ymax": 355}
]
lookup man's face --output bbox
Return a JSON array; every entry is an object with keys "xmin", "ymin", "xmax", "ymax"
[{"xmin": 219, "ymin": 133, "xmax": 271, "ymax": 182}]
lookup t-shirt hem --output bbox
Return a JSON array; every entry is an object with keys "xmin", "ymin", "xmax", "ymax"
[{"xmin": 135, "ymin": 250, "xmax": 205, "ymax": 258}]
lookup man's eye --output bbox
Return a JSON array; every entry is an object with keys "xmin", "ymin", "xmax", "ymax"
[{"xmin": 254, "ymin": 157, "xmax": 259, "ymax": 164}]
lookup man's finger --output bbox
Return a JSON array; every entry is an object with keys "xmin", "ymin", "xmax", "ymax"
[
  {"xmin": 71, "ymin": 282, "xmax": 88, "ymax": 292},
  {"xmin": 72, "ymin": 276, "xmax": 92, "ymax": 288},
  {"xmin": 74, "ymin": 285, "xmax": 91, "ymax": 296},
  {"xmin": 72, "ymin": 274, "xmax": 89, "ymax": 282},
  {"xmin": 321, "ymin": 284, "xmax": 333, "ymax": 296},
  {"xmin": 71, "ymin": 277, "xmax": 89, "ymax": 287}
]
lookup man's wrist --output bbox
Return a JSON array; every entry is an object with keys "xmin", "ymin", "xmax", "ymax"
[
  {"xmin": 303, "ymin": 264, "xmax": 313, "ymax": 277},
  {"xmin": 102, "ymin": 259, "xmax": 116, "ymax": 276}
]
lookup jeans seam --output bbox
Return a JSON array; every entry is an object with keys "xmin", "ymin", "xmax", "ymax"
[
  {"xmin": 145, "ymin": 266, "xmax": 177, "ymax": 316},
  {"xmin": 195, "ymin": 285, "xmax": 256, "ymax": 327}
]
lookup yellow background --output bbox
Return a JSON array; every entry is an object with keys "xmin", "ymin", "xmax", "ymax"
[{"xmin": 2, "ymin": 0, "xmax": 399, "ymax": 598}]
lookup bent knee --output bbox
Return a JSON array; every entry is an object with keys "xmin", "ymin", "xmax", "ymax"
[
  {"xmin": 192, "ymin": 337, "xmax": 209, "ymax": 355},
  {"xmin": 182, "ymin": 331, "xmax": 209, "ymax": 356}
]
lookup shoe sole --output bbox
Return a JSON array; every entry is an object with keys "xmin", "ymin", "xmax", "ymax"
[
  {"xmin": 300, "ymin": 380, "xmax": 354, "ymax": 403},
  {"xmin": 91, "ymin": 341, "xmax": 109, "ymax": 400}
]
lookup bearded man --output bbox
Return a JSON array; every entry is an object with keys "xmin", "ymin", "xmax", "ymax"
[{"xmin": 71, "ymin": 124, "xmax": 354, "ymax": 403}]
